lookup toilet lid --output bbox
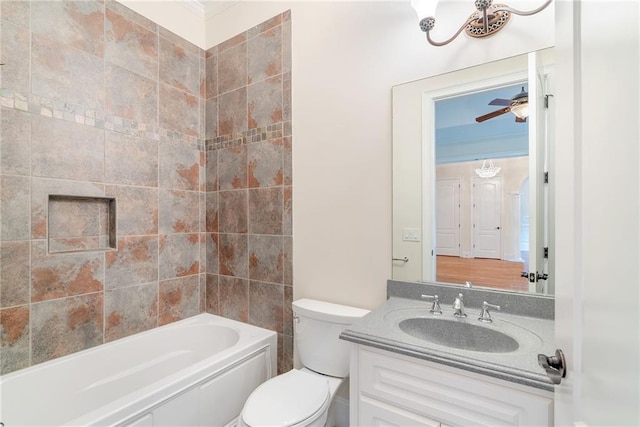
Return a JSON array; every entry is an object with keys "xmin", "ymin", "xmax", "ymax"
[{"xmin": 242, "ymin": 370, "xmax": 330, "ymax": 427}]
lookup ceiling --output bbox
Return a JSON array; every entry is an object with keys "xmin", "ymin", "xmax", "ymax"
[
  {"xmin": 181, "ymin": 0, "xmax": 239, "ymax": 19},
  {"xmin": 435, "ymin": 82, "xmax": 529, "ymax": 164}
]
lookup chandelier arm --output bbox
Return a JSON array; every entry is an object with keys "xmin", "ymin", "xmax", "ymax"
[
  {"xmin": 492, "ymin": 0, "xmax": 553, "ymax": 17},
  {"xmin": 425, "ymin": 17, "xmax": 475, "ymax": 46}
]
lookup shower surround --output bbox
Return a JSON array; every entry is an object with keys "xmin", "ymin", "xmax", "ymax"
[{"xmin": 0, "ymin": 0, "xmax": 292, "ymax": 375}]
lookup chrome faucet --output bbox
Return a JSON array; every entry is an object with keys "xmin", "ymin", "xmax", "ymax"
[
  {"xmin": 478, "ymin": 301, "xmax": 501, "ymax": 323},
  {"xmin": 421, "ymin": 294, "xmax": 442, "ymax": 315},
  {"xmin": 452, "ymin": 293, "xmax": 467, "ymax": 318}
]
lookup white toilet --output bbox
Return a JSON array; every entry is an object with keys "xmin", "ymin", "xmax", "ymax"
[{"xmin": 238, "ymin": 298, "xmax": 369, "ymax": 427}]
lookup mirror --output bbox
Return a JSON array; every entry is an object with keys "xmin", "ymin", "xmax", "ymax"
[{"xmin": 392, "ymin": 48, "xmax": 554, "ymax": 295}]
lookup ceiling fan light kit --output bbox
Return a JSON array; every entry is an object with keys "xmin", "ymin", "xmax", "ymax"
[{"xmin": 411, "ymin": 0, "xmax": 553, "ymax": 47}]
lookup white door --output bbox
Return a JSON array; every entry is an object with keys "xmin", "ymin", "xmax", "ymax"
[
  {"xmin": 554, "ymin": 1, "xmax": 640, "ymax": 425},
  {"xmin": 472, "ymin": 176, "xmax": 502, "ymax": 259},
  {"xmin": 436, "ymin": 178, "xmax": 460, "ymax": 256}
]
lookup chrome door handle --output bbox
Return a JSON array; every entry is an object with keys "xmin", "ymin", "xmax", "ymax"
[{"xmin": 537, "ymin": 349, "xmax": 566, "ymax": 384}]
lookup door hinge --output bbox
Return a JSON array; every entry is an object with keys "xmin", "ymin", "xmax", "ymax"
[
  {"xmin": 544, "ymin": 172, "xmax": 549, "ymax": 184},
  {"xmin": 544, "ymin": 94, "xmax": 554, "ymax": 108},
  {"xmin": 544, "ymin": 247, "xmax": 549, "ymax": 258}
]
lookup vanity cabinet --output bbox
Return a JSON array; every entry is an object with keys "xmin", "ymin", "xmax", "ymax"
[{"xmin": 349, "ymin": 345, "xmax": 553, "ymax": 426}]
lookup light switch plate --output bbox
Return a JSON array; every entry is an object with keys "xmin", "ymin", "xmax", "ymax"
[{"xmin": 402, "ymin": 228, "xmax": 421, "ymax": 242}]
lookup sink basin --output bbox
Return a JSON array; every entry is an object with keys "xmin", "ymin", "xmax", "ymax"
[{"xmin": 398, "ymin": 317, "xmax": 519, "ymax": 353}]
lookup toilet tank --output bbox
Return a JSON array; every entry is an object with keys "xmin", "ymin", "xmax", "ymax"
[{"xmin": 292, "ymin": 299, "xmax": 369, "ymax": 378}]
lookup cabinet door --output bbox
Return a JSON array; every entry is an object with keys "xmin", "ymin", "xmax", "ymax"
[{"xmin": 359, "ymin": 395, "xmax": 441, "ymax": 427}]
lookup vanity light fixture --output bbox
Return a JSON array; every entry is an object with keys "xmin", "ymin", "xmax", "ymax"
[
  {"xmin": 411, "ymin": 0, "xmax": 553, "ymax": 47},
  {"xmin": 475, "ymin": 159, "xmax": 501, "ymax": 178}
]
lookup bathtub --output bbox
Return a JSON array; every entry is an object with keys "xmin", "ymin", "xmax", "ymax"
[{"xmin": 0, "ymin": 313, "xmax": 277, "ymax": 427}]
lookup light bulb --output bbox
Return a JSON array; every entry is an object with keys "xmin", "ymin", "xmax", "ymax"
[{"xmin": 411, "ymin": 0, "xmax": 439, "ymax": 21}]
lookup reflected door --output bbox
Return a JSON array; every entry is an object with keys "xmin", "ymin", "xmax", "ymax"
[
  {"xmin": 436, "ymin": 178, "xmax": 460, "ymax": 256},
  {"xmin": 473, "ymin": 177, "xmax": 502, "ymax": 259}
]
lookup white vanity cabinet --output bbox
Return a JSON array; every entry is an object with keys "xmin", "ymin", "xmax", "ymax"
[{"xmin": 349, "ymin": 345, "xmax": 553, "ymax": 427}]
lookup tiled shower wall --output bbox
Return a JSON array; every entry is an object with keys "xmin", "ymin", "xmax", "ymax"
[
  {"xmin": 204, "ymin": 12, "xmax": 293, "ymax": 375},
  {"xmin": 0, "ymin": 1, "xmax": 292, "ymax": 375}
]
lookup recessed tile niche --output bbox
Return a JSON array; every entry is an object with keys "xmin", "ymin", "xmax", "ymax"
[{"xmin": 48, "ymin": 195, "xmax": 117, "ymax": 253}]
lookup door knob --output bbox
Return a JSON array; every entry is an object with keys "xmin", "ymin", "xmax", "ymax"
[{"xmin": 537, "ymin": 349, "xmax": 566, "ymax": 384}]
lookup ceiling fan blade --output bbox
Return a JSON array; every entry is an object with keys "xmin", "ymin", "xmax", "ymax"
[
  {"xmin": 475, "ymin": 107, "xmax": 510, "ymax": 123},
  {"xmin": 488, "ymin": 98, "xmax": 512, "ymax": 106}
]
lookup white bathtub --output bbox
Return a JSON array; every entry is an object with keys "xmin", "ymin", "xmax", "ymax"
[{"xmin": 0, "ymin": 313, "xmax": 277, "ymax": 427}]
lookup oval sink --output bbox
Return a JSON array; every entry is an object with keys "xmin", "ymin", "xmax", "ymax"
[{"xmin": 398, "ymin": 317, "xmax": 519, "ymax": 353}]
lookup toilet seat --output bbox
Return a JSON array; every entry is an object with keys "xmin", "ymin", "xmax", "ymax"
[{"xmin": 240, "ymin": 369, "xmax": 330, "ymax": 427}]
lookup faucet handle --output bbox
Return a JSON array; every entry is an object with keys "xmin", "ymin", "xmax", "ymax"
[
  {"xmin": 421, "ymin": 294, "xmax": 443, "ymax": 315},
  {"xmin": 478, "ymin": 301, "xmax": 501, "ymax": 323}
]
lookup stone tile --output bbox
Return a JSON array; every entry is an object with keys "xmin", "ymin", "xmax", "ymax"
[
  {"xmin": 206, "ymin": 274, "xmax": 219, "ymax": 314},
  {"xmin": 105, "ymin": 64, "xmax": 158, "ymax": 128},
  {"xmin": 0, "ymin": 241, "xmax": 30, "ymax": 308},
  {"xmin": 283, "ymin": 19, "xmax": 292, "ymax": 73},
  {"xmin": 277, "ymin": 333, "xmax": 293, "ymax": 375},
  {"xmin": 105, "ymin": 283, "xmax": 158, "ymax": 342},
  {"xmin": 248, "ymin": 187, "xmax": 283, "ymax": 235},
  {"xmin": 105, "ymin": 236, "xmax": 158, "ymax": 290},
  {"xmin": 249, "ymin": 14, "xmax": 283, "ymax": 38},
  {"xmin": 283, "ymin": 71, "xmax": 292, "ymax": 122},
  {"xmin": 47, "ymin": 197, "xmax": 109, "ymax": 252},
  {"xmin": 0, "ymin": 175, "xmax": 30, "ymax": 241},
  {"xmin": 1, "ymin": 108, "xmax": 31, "ymax": 176},
  {"xmin": 218, "ymin": 41, "xmax": 247, "ymax": 95},
  {"xmin": 0, "ymin": 305, "xmax": 30, "ymax": 374},
  {"xmin": 283, "ymin": 285, "xmax": 293, "ymax": 336},
  {"xmin": 206, "ymin": 233, "xmax": 219, "ymax": 274},
  {"xmin": 218, "ymin": 275, "xmax": 248, "ymax": 322},
  {"xmin": 199, "ymin": 191, "xmax": 206, "ymax": 232},
  {"xmin": 219, "ymin": 233, "xmax": 248, "ymax": 278},
  {"xmin": 205, "ymin": 97, "xmax": 218, "ymax": 139},
  {"xmin": 249, "ymin": 235, "xmax": 283, "ymax": 284},
  {"xmin": 248, "ymin": 26, "xmax": 282, "ymax": 84},
  {"xmin": 159, "ymin": 140, "xmax": 201, "ymax": 191},
  {"xmin": 31, "ymin": 293, "xmax": 104, "ymax": 364},
  {"xmin": 199, "ymin": 274, "xmax": 207, "ymax": 313},
  {"xmin": 159, "ymin": 190, "xmax": 200, "ymax": 234},
  {"xmin": 31, "ymin": 114, "xmax": 104, "ymax": 182},
  {"xmin": 219, "ymin": 190, "xmax": 248, "ymax": 234},
  {"xmin": 31, "ymin": 0, "xmax": 105, "ymax": 58},
  {"xmin": 159, "ymin": 83, "xmax": 200, "ymax": 137},
  {"xmin": 1, "ymin": 20, "xmax": 30, "ymax": 94},
  {"xmin": 248, "ymin": 75, "xmax": 283, "ymax": 129},
  {"xmin": 283, "ymin": 136, "xmax": 292, "ymax": 185},
  {"xmin": 105, "ymin": 0, "xmax": 158, "ymax": 33},
  {"xmin": 105, "ymin": 131, "xmax": 158, "ymax": 187},
  {"xmin": 158, "ymin": 233, "xmax": 200, "ymax": 280},
  {"xmin": 31, "ymin": 240, "xmax": 104, "ymax": 303},
  {"xmin": 206, "ymin": 150, "xmax": 218, "ymax": 191},
  {"xmin": 159, "ymin": 275, "xmax": 199, "ymax": 325},
  {"xmin": 218, "ymin": 32, "xmax": 247, "ymax": 54},
  {"xmin": 159, "ymin": 26, "xmax": 202, "ymax": 56},
  {"xmin": 283, "ymin": 186, "xmax": 292, "ymax": 236},
  {"xmin": 1, "ymin": 1, "xmax": 30, "ymax": 28},
  {"xmin": 105, "ymin": 185, "xmax": 158, "ymax": 236},
  {"xmin": 31, "ymin": 33, "xmax": 104, "ymax": 110},
  {"xmin": 218, "ymin": 145, "xmax": 247, "ymax": 190},
  {"xmin": 206, "ymin": 54, "xmax": 218, "ymax": 99},
  {"xmin": 248, "ymin": 138, "xmax": 284, "ymax": 188},
  {"xmin": 105, "ymin": 7, "xmax": 158, "ymax": 80},
  {"xmin": 249, "ymin": 281, "xmax": 283, "ymax": 332},
  {"xmin": 283, "ymin": 236, "xmax": 293, "ymax": 286},
  {"xmin": 206, "ymin": 192, "xmax": 218, "ymax": 233},
  {"xmin": 31, "ymin": 178, "xmax": 104, "ymax": 239},
  {"xmin": 159, "ymin": 36, "xmax": 201, "ymax": 96},
  {"xmin": 218, "ymin": 87, "xmax": 247, "ymax": 136}
]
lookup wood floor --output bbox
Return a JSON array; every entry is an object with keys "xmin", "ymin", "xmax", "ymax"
[{"xmin": 436, "ymin": 255, "xmax": 529, "ymax": 292}]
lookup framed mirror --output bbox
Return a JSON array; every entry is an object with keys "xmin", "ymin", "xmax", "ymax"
[{"xmin": 392, "ymin": 48, "xmax": 554, "ymax": 295}]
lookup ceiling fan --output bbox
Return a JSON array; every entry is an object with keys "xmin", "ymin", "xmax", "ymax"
[{"xmin": 475, "ymin": 86, "xmax": 529, "ymax": 123}]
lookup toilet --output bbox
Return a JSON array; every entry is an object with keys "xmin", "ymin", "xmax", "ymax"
[{"xmin": 238, "ymin": 298, "xmax": 370, "ymax": 427}]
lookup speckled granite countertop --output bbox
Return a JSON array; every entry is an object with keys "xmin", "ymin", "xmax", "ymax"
[{"xmin": 340, "ymin": 295, "xmax": 556, "ymax": 391}]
